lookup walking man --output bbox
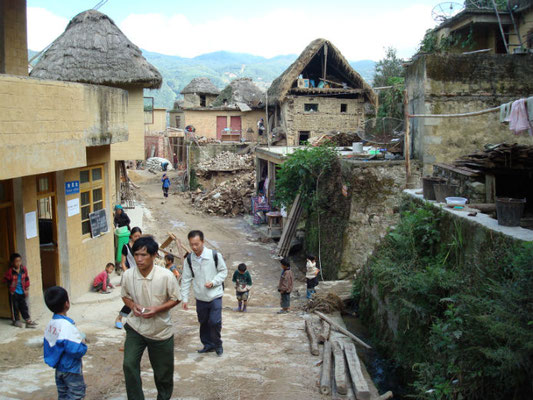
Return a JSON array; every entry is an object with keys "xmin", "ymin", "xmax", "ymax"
[
  {"xmin": 121, "ymin": 236, "xmax": 181, "ymax": 400},
  {"xmin": 181, "ymin": 230, "xmax": 228, "ymax": 356}
]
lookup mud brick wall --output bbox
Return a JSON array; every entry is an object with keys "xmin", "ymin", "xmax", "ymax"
[
  {"xmin": 406, "ymin": 53, "xmax": 533, "ymax": 174},
  {"xmin": 281, "ymin": 95, "xmax": 366, "ymax": 145}
]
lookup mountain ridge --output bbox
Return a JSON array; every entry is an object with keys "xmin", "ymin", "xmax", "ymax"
[{"xmin": 29, "ymin": 49, "xmax": 376, "ymax": 109}]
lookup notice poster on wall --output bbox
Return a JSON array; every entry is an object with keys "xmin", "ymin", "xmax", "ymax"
[
  {"xmin": 67, "ymin": 198, "xmax": 80, "ymax": 217},
  {"xmin": 25, "ymin": 211, "xmax": 37, "ymax": 239}
]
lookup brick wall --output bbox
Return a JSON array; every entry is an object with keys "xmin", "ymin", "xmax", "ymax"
[{"xmin": 281, "ymin": 96, "xmax": 365, "ymax": 145}]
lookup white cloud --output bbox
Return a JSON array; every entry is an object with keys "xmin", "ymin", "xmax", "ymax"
[
  {"xmin": 119, "ymin": 5, "xmax": 437, "ymax": 60},
  {"xmin": 27, "ymin": 7, "xmax": 69, "ymax": 51},
  {"xmin": 26, "ymin": 4, "xmax": 437, "ymax": 60}
]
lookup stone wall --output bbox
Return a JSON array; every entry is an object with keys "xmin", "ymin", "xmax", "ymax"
[
  {"xmin": 183, "ymin": 93, "xmax": 218, "ymax": 108},
  {"xmin": 406, "ymin": 53, "xmax": 533, "ymax": 174},
  {"xmin": 189, "ymin": 142, "xmax": 250, "ymax": 168},
  {"xmin": 303, "ymin": 159, "xmax": 421, "ymax": 279},
  {"xmin": 338, "ymin": 160, "xmax": 421, "ymax": 278},
  {"xmin": 281, "ymin": 95, "xmax": 366, "ymax": 145}
]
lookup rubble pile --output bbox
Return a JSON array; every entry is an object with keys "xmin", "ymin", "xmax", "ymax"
[
  {"xmin": 197, "ymin": 151, "xmax": 254, "ymax": 174},
  {"xmin": 146, "ymin": 157, "xmax": 173, "ymax": 172},
  {"xmin": 189, "ymin": 171, "xmax": 255, "ymax": 216}
]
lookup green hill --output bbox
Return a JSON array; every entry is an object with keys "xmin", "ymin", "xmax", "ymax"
[{"xmin": 29, "ymin": 49, "xmax": 375, "ymax": 109}]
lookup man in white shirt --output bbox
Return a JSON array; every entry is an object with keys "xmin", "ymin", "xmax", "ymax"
[
  {"xmin": 121, "ymin": 236, "xmax": 181, "ymax": 400},
  {"xmin": 181, "ymin": 230, "xmax": 227, "ymax": 356}
]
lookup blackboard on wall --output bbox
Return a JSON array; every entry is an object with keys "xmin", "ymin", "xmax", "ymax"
[{"xmin": 89, "ymin": 208, "xmax": 108, "ymax": 237}]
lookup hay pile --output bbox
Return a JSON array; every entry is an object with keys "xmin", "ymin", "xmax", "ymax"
[{"xmin": 305, "ymin": 292, "xmax": 345, "ymax": 313}]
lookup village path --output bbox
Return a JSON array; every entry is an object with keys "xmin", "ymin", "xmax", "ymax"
[{"xmin": 0, "ymin": 169, "xmax": 326, "ymax": 400}]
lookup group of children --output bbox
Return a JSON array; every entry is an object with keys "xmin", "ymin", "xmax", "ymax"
[{"xmin": 3, "ymin": 243, "xmax": 319, "ymax": 399}]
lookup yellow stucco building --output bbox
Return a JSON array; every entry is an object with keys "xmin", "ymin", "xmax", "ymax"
[{"xmin": 0, "ymin": 2, "xmax": 161, "ymax": 318}]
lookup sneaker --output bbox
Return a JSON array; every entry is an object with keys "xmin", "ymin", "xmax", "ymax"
[
  {"xmin": 25, "ymin": 320, "xmax": 38, "ymax": 328},
  {"xmin": 277, "ymin": 310, "xmax": 288, "ymax": 314},
  {"xmin": 215, "ymin": 347, "xmax": 223, "ymax": 357},
  {"xmin": 197, "ymin": 346, "xmax": 215, "ymax": 354},
  {"xmin": 12, "ymin": 321, "xmax": 24, "ymax": 328},
  {"xmin": 115, "ymin": 321, "xmax": 123, "ymax": 329}
]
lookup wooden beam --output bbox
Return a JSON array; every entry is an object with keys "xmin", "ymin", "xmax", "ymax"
[
  {"xmin": 320, "ymin": 341, "xmax": 332, "ymax": 395},
  {"xmin": 344, "ymin": 342, "xmax": 371, "ymax": 400},
  {"xmin": 323, "ymin": 43, "xmax": 328, "ymax": 81},
  {"xmin": 315, "ymin": 311, "xmax": 372, "ymax": 349},
  {"xmin": 332, "ymin": 340, "xmax": 347, "ymax": 395},
  {"xmin": 318, "ymin": 319, "xmax": 331, "ymax": 343},
  {"xmin": 305, "ymin": 319, "xmax": 320, "ymax": 356}
]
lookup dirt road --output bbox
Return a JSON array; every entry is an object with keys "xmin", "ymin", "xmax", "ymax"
[{"xmin": 0, "ymin": 170, "xmax": 326, "ymax": 400}]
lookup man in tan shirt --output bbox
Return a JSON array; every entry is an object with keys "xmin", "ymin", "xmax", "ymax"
[{"xmin": 121, "ymin": 236, "xmax": 181, "ymax": 400}]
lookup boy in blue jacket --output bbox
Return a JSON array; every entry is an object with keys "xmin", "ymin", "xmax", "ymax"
[{"xmin": 43, "ymin": 286, "xmax": 87, "ymax": 400}]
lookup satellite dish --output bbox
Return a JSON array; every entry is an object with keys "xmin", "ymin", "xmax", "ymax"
[
  {"xmin": 356, "ymin": 117, "xmax": 404, "ymax": 145},
  {"xmin": 432, "ymin": 2, "xmax": 464, "ymax": 22}
]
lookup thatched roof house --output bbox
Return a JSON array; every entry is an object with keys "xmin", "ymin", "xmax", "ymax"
[
  {"xmin": 211, "ymin": 78, "xmax": 264, "ymax": 109},
  {"xmin": 266, "ymin": 38, "xmax": 376, "ymax": 146},
  {"xmin": 181, "ymin": 77, "xmax": 220, "ymax": 95},
  {"xmin": 267, "ymin": 38, "xmax": 376, "ymax": 105},
  {"xmin": 30, "ymin": 10, "xmax": 162, "ymax": 89}
]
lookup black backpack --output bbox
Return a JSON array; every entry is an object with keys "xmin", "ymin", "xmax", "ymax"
[{"xmin": 186, "ymin": 250, "xmax": 224, "ymax": 290}]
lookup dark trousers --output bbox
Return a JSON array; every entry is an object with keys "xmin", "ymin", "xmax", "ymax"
[
  {"xmin": 123, "ymin": 324, "xmax": 174, "ymax": 400},
  {"xmin": 120, "ymin": 305, "xmax": 131, "ymax": 317},
  {"xmin": 196, "ymin": 297, "xmax": 222, "ymax": 349},
  {"xmin": 162, "ymin": 186, "xmax": 169, "ymax": 198},
  {"xmin": 10, "ymin": 292, "xmax": 30, "ymax": 321}
]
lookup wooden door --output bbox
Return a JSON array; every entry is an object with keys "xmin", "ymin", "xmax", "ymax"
[
  {"xmin": 230, "ymin": 116, "xmax": 242, "ymax": 137},
  {"xmin": 36, "ymin": 174, "xmax": 59, "ymax": 290},
  {"xmin": 216, "ymin": 116, "xmax": 227, "ymax": 140},
  {"xmin": 0, "ymin": 180, "xmax": 15, "ymax": 318}
]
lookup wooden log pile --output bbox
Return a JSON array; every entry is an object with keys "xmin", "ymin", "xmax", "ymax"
[
  {"xmin": 454, "ymin": 143, "xmax": 533, "ymax": 171},
  {"xmin": 305, "ymin": 312, "xmax": 392, "ymax": 399}
]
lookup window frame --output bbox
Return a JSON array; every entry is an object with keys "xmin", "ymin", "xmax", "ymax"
[
  {"xmin": 340, "ymin": 103, "xmax": 347, "ymax": 113},
  {"xmin": 304, "ymin": 103, "xmax": 319, "ymax": 113},
  {"xmin": 79, "ymin": 165, "xmax": 105, "ymax": 237}
]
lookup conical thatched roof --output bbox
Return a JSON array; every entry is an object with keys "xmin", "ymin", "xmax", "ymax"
[
  {"xmin": 30, "ymin": 10, "xmax": 162, "ymax": 89},
  {"xmin": 267, "ymin": 38, "xmax": 376, "ymax": 105},
  {"xmin": 181, "ymin": 77, "xmax": 220, "ymax": 95},
  {"xmin": 211, "ymin": 78, "xmax": 264, "ymax": 108}
]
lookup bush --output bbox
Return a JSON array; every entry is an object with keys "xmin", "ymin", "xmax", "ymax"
[{"xmin": 357, "ymin": 200, "xmax": 533, "ymax": 399}]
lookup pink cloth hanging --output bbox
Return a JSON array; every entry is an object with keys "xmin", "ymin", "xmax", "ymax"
[{"xmin": 509, "ymin": 99, "xmax": 532, "ymax": 136}]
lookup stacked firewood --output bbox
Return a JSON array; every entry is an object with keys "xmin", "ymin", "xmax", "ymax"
[
  {"xmin": 305, "ymin": 312, "xmax": 393, "ymax": 400},
  {"xmin": 454, "ymin": 144, "xmax": 533, "ymax": 171}
]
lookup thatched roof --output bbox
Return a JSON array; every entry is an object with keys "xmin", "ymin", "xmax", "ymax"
[
  {"xmin": 211, "ymin": 78, "xmax": 264, "ymax": 108},
  {"xmin": 267, "ymin": 38, "xmax": 376, "ymax": 105},
  {"xmin": 181, "ymin": 77, "xmax": 220, "ymax": 95},
  {"xmin": 30, "ymin": 10, "xmax": 162, "ymax": 89}
]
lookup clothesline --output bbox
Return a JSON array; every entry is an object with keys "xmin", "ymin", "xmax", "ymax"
[{"xmin": 408, "ymin": 106, "xmax": 500, "ymax": 119}]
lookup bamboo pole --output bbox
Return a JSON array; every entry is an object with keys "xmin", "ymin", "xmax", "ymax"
[
  {"xmin": 320, "ymin": 341, "xmax": 332, "ymax": 395},
  {"xmin": 305, "ymin": 319, "xmax": 320, "ymax": 356},
  {"xmin": 404, "ymin": 89, "xmax": 411, "ymax": 185},
  {"xmin": 332, "ymin": 340, "xmax": 347, "ymax": 395},
  {"xmin": 315, "ymin": 311, "xmax": 372, "ymax": 350}
]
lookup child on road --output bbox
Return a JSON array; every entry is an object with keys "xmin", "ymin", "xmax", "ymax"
[
  {"xmin": 92, "ymin": 263, "xmax": 115, "ymax": 293},
  {"xmin": 305, "ymin": 255, "xmax": 319, "ymax": 299},
  {"xmin": 44, "ymin": 286, "xmax": 88, "ymax": 400},
  {"xmin": 162, "ymin": 173, "xmax": 171, "ymax": 198},
  {"xmin": 3, "ymin": 253, "xmax": 37, "ymax": 328},
  {"xmin": 164, "ymin": 254, "xmax": 180, "ymax": 280},
  {"xmin": 277, "ymin": 258, "xmax": 293, "ymax": 314},
  {"xmin": 232, "ymin": 263, "xmax": 252, "ymax": 312}
]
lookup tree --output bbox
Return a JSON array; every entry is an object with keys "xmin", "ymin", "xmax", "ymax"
[{"xmin": 373, "ymin": 47, "xmax": 405, "ymax": 120}]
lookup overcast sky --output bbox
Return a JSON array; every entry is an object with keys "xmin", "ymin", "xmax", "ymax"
[{"xmin": 27, "ymin": 0, "xmax": 440, "ymax": 61}]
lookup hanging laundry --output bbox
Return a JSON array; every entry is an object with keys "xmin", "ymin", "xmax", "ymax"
[
  {"xmin": 508, "ymin": 99, "xmax": 532, "ymax": 136},
  {"xmin": 527, "ymin": 96, "xmax": 533, "ymax": 122},
  {"xmin": 499, "ymin": 101, "xmax": 512, "ymax": 123}
]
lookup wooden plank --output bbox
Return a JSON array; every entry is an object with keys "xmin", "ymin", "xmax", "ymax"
[
  {"xmin": 344, "ymin": 342, "xmax": 371, "ymax": 400},
  {"xmin": 315, "ymin": 311, "xmax": 372, "ymax": 350},
  {"xmin": 485, "ymin": 174, "xmax": 496, "ymax": 203},
  {"xmin": 332, "ymin": 340, "xmax": 347, "ymax": 395},
  {"xmin": 320, "ymin": 341, "xmax": 333, "ymax": 395},
  {"xmin": 276, "ymin": 193, "xmax": 303, "ymax": 258},
  {"xmin": 318, "ymin": 319, "xmax": 331, "ymax": 343},
  {"xmin": 433, "ymin": 162, "xmax": 481, "ymax": 177}
]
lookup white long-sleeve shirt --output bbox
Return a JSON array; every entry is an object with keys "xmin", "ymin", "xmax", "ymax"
[{"xmin": 180, "ymin": 247, "xmax": 227, "ymax": 303}]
